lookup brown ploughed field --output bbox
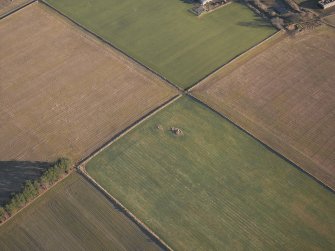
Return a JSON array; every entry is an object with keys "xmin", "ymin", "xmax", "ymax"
[
  {"xmin": 0, "ymin": 2, "xmax": 176, "ymax": 163},
  {"xmin": 192, "ymin": 26, "xmax": 335, "ymax": 190}
]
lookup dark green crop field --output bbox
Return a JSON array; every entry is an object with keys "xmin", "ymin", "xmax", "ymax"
[
  {"xmin": 0, "ymin": 173, "xmax": 162, "ymax": 251},
  {"xmin": 44, "ymin": 0, "xmax": 275, "ymax": 88},
  {"xmin": 86, "ymin": 97, "xmax": 335, "ymax": 250}
]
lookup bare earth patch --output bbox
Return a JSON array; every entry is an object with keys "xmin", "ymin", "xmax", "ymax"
[
  {"xmin": 0, "ymin": 3, "xmax": 176, "ymax": 163},
  {"xmin": 192, "ymin": 26, "xmax": 335, "ymax": 189}
]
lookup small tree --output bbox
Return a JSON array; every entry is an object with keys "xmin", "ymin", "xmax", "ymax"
[{"xmin": 22, "ymin": 180, "xmax": 39, "ymax": 202}]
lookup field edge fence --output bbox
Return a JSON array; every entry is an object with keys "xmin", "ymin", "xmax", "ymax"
[
  {"xmin": 76, "ymin": 94, "xmax": 182, "ymax": 168},
  {"xmin": 187, "ymin": 30, "xmax": 285, "ymax": 92},
  {"xmin": 74, "ymin": 96, "xmax": 183, "ymax": 250},
  {"xmin": 0, "ymin": 0, "xmax": 36, "ymax": 19},
  {"xmin": 187, "ymin": 94, "xmax": 335, "ymax": 193},
  {"xmin": 38, "ymin": 0, "xmax": 182, "ymax": 92},
  {"xmin": 78, "ymin": 168, "xmax": 173, "ymax": 251},
  {"xmin": 0, "ymin": 94, "xmax": 181, "ymax": 228}
]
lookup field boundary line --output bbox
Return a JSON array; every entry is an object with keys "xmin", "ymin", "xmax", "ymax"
[
  {"xmin": 77, "ymin": 94, "xmax": 182, "ymax": 168},
  {"xmin": 321, "ymin": 15, "xmax": 335, "ymax": 29},
  {"xmin": 187, "ymin": 94, "xmax": 335, "ymax": 193},
  {"xmin": 75, "ymin": 96, "xmax": 182, "ymax": 250},
  {"xmin": 0, "ymin": 0, "xmax": 36, "ymax": 19},
  {"xmin": 187, "ymin": 30, "xmax": 285, "ymax": 92},
  {"xmin": 38, "ymin": 0, "xmax": 182, "ymax": 92},
  {"xmin": 78, "ymin": 168, "xmax": 173, "ymax": 251},
  {"xmin": 0, "ymin": 95, "xmax": 180, "ymax": 228},
  {"xmin": 0, "ymin": 169, "xmax": 75, "ymax": 227}
]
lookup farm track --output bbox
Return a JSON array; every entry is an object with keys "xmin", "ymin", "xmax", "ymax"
[{"xmin": 1, "ymin": 2, "xmax": 334, "ymax": 249}]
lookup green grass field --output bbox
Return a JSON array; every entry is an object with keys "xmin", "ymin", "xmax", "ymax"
[
  {"xmin": 44, "ymin": 0, "xmax": 275, "ymax": 88},
  {"xmin": 0, "ymin": 173, "xmax": 162, "ymax": 251},
  {"xmin": 86, "ymin": 97, "xmax": 335, "ymax": 250}
]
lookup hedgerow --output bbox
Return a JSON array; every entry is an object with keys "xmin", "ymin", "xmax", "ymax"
[{"xmin": 0, "ymin": 158, "xmax": 72, "ymax": 223}]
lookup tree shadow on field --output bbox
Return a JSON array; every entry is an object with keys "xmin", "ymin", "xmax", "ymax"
[
  {"xmin": 238, "ymin": 18, "xmax": 273, "ymax": 28},
  {"xmin": 0, "ymin": 160, "xmax": 50, "ymax": 206}
]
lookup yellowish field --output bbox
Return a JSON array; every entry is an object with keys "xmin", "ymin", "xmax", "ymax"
[
  {"xmin": 192, "ymin": 26, "xmax": 335, "ymax": 189},
  {"xmin": 0, "ymin": 3, "xmax": 176, "ymax": 163},
  {"xmin": 0, "ymin": 173, "xmax": 162, "ymax": 250},
  {"xmin": 0, "ymin": 0, "xmax": 32, "ymax": 16}
]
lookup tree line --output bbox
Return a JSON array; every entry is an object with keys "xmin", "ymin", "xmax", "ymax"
[{"xmin": 0, "ymin": 158, "xmax": 72, "ymax": 223}]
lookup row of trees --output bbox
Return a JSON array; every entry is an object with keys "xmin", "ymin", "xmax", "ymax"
[{"xmin": 0, "ymin": 158, "xmax": 72, "ymax": 223}]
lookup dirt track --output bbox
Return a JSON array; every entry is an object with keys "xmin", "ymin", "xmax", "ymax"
[
  {"xmin": 192, "ymin": 26, "xmax": 335, "ymax": 189},
  {"xmin": 0, "ymin": 3, "xmax": 176, "ymax": 163}
]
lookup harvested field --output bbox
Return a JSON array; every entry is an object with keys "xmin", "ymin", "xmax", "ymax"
[
  {"xmin": 0, "ymin": 0, "xmax": 32, "ymax": 17},
  {"xmin": 86, "ymin": 97, "xmax": 335, "ymax": 250},
  {"xmin": 0, "ymin": 3, "xmax": 176, "ymax": 162},
  {"xmin": 0, "ymin": 3, "xmax": 176, "ymax": 202},
  {"xmin": 0, "ymin": 173, "xmax": 162, "ymax": 250},
  {"xmin": 192, "ymin": 26, "xmax": 335, "ymax": 190},
  {"xmin": 44, "ymin": 0, "xmax": 275, "ymax": 88}
]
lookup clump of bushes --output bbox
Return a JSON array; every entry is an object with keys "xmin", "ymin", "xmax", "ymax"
[{"xmin": 0, "ymin": 158, "xmax": 72, "ymax": 223}]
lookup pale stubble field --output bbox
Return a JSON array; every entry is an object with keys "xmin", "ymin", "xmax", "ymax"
[
  {"xmin": 192, "ymin": 26, "xmax": 335, "ymax": 189},
  {"xmin": 0, "ymin": 2, "xmax": 176, "ymax": 201}
]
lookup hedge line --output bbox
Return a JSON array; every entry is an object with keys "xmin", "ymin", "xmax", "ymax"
[{"xmin": 0, "ymin": 158, "xmax": 72, "ymax": 223}]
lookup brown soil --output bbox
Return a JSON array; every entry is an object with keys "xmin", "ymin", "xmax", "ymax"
[
  {"xmin": 0, "ymin": 3, "xmax": 176, "ymax": 163},
  {"xmin": 192, "ymin": 26, "xmax": 335, "ymax": 189}
]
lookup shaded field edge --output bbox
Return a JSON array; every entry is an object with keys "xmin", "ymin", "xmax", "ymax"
[
  {"xmin": 39, "ymin": 0, "xmax": 182, "ymax": 92},
  {"xmin": 0, "ymin": 0, "xmax": 36, "ymax": 19},
  {"xmin": 188, "ymin": 30, "xmax": 286, "ymax": 92},
  {"xmin": 0, "ymin": 95, "xmax": 181, "ymax": 249},
  {"xmin": 187, "ymin": 94, "xmax": 335, "ymax": 193},
  {"xmin": 0, "ymin": 169, "xmax": 75, "ymax": 227}
]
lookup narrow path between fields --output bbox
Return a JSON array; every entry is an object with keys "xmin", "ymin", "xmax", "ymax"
[{"xmin": 1, "ymin": 3, "xmax": 333, "ymax": 250}]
